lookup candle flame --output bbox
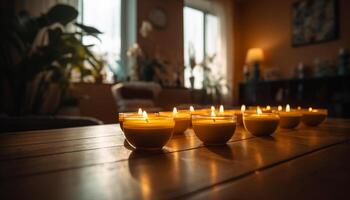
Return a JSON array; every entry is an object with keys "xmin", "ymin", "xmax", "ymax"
[
  {"xmin": 286, "ymin": 104, "xmax": 290, "ymax": 112},
  {"xmin": 138, "ymin": 108, "xmax": 142, "ymax": 115},
  {"xmin": 297, "ymin": 106, "xmax": 301, "ymax": 110},
  {"xmin": 266, "ymin": 105, "xmax": 271, "ymax": 110},
  {"xmin": 241, "ymin": 105, "xmax": 246, "ymax": 112},
  {"xmin": 211, "ymin": 106, "xmax": 215, "ymax": 112},
  {"xmin": 211, "ymin": 110, "xmax": 216, "ymax": 122},
  {"xmin": 190, "ymin": 106, "xmax": 194, "ymax": 112},
  {"xmin": 278, "ymin": 105, "xmax": 282, "ymax": 111},
  {"xmin": 142, "ymin": 111, "xmax": 148, "ymax": 119},
  {"xmin": 257, "ymin": 107, "xmax": 262, "ymax": 115},
  {"xmin": 219, "ymin": 105, "xmax": 224, "ymax": 113},
  {"xmin": 173, "ymin": 107, "xmax": 178, "ymax": 114},
  {"xmin": 309, "ymin": 107, "xmax": 313, "ymax": 112}
]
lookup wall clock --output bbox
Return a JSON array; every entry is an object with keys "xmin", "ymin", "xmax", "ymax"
[{"xmin": 148, "ymin": 8, "xmax": 167, "ymax": 29}]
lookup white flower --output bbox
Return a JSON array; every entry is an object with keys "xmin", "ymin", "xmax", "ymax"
[
  {"xmin": 127, "ymin": 43, "xmax": 143, "ymax": 57},
  {"xmin": 139, "ymin": 20, "xmax": 153, "ymax": 38}
]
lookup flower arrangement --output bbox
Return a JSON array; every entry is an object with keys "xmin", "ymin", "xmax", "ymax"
[{"xmin": 127, "ymin": 21, "xmax": 169, "ymax": 84}]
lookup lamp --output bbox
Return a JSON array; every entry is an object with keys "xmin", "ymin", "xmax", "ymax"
[{"xmin": 246, "ymin": 48, "xmax": 264, "ymax": 81}]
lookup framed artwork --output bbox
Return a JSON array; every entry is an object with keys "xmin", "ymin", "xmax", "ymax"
[{"xmin": 292, "ymin": 0, "xmax": 339, "ymax": 47}]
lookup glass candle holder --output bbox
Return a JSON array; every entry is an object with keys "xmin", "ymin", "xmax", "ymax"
[
  {"xmin": 159, "ymin": 111, "xmax": 191, "ymax": 134},
  {"xmin": 276, "ymin": 109, "xmax": 302, "ymax": 129},
  {"xmin": 192, "ymin": 114, "xmax": 237, "ymax": 145},
  {"xmin": 123, "ymin": 116, "xmax": 175, "ymax": 150},
  {"xmin": 118, "ymin": 112, "xmax": 158, "ymax": 130},
  {"xmin": 243, "ymin": 111, "xmax": 280, "ymax": 136},
  {"xmin": 301, "ymin": 108, "xmax": 328, "ymax": 126}
]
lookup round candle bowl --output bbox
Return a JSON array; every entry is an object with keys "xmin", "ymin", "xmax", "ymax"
[
  {"xmin": 192, "ymin": 115, "xmax": 236, "ymax": 145},
  {"xmin": 278, "ymin": 112, "xmax": 302, "ymax": 129},
  {"xmin": 118, "ymin": 112, "xmax": 158, "ymax": 130},
  {"xmin": 243, "ymin": 112, "xmax": 280, "ymax": 136},
  {"xmin": 301, "ymin": 109, "xmax": 328, "ymax": 126},
  {"xmin": 159, "ymin": 112, "xmax": 191, "ymax": 134},
  {"xmin": 123, "ymin": 116, "xmax": 175, "ymax": 150}
]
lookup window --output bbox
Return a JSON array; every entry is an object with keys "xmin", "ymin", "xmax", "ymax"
[
  {"xmin": 79, "ymin": 0, "xmax": 121, "ymax": 81},
  {"xmin": 183, "ymin": 6, "xmax": 220, "ymax": 89}
]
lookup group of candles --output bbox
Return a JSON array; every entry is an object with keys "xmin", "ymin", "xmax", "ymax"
[{"xmin": 118, "ymin": 105, "xmax": 328, "ymax": 150}]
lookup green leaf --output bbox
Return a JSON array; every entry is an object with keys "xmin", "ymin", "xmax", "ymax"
[{"xmin": 74, "ymin": 23, "xmax": 102, "ymax": 35}]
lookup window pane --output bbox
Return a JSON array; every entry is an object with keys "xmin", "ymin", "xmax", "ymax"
[
  {"xmin": 184, "ymin": 7, "xmax": 204, "ymax": 89},
  {"xmin": 80, "ymin": 0, "xmax": 121, "ymax": 57},
  {"xmin": 205, "ymin": 14, "xmax": 221, "ymax": 77},
  {"xmin": 79, "ymin": 0, "xmax": 121, "ymax": 82}
]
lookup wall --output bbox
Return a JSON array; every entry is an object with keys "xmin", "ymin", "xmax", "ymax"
[
  {"xmin": 234, "ymin": 0, "xmax": 350, "ymax": 85},
  {"xmin": 137, "ymin": 0, "xmax": 184, "ymax": 84}
]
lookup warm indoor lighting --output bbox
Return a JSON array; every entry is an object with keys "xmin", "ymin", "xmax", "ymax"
[
  {"xmin": 246, "ymin": 48, "xmax": 264, "ymax": 64},
  {"xmin": 309, "ymin": 107, "xmax": 313, "ymax": 112},
  {"xmin": 257, "ymin": 107, "xmax": 262, "ymax": 115},
  {"xmin": 298, "ymin": 106, "xmax": 301, "ymax": 110},
  {"xmin": 286, "ymin": 104, "xmax": 290, "ymax": 112},
  {"xmin": 138, "ymin": 108, "xmax": 143, "ymax": 115},
  {"xmin": 190, "ymin": 106, "xmax": 194, "ymax": 112},
  {"xmin": 219, "ymin": 105, "xmax": 224, "ymax": 113},
  {"xmin": 173, "ymin": 107, "xmax": 178, "ymax": 115},
  {"xmin": 241, "ymin": 105, "xmax": 246, "ymax": 112},
  {"xmin": 211, "ymin": 106, "xmax": 215, "ymax": 112},
  {"xmin": 211, "ymin": 110, "xmax": 216, "ymax": 117},
  {"xmin": 142, "ymin": 111, "xmax": 148, "ymax": 119},
  {"xmin": 278, "ymin": 105, "xmax": 282, "ymax": 111},
  {"xmin": 266, "ymin": 105, "xmax": 271, "ymax": 110}
]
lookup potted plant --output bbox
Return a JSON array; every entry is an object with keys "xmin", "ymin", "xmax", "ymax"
[{"xmin": 0, "ymin": 4, "xmax": 103, "ymax": 115}]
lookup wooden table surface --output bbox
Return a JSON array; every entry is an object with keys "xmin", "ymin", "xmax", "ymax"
[{"xmin": 1, "ymin": 119, "xmax": 350, "ymax": 200}]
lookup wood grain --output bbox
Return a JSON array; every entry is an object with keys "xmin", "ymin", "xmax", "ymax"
[{"xmin": 0, "ymin": 119, "xmax": 349, "ymax": 200}]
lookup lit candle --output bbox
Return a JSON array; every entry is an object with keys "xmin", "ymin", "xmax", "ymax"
[
  {"xmin": 219, "ymin": 105, "xmax": 224, "ymax": 113},
  {"xmin": 119, "ymin": 108, "xmax": 144, "ymax": 130},
  {"xmin": 192, "ymin": 111, "xmax": 237, "ymax": 145},
  {"xmin": 243, "ymin": 107, "xmax": 280, "ymax": 136},
  {"xmin": 190, "ymin": 106, "xmax": 194, "ymax": 112},
  {"xmin": 123, "ymin": 111, "xmax": 175, "ymax": 150},
  {"xmin": 278, "ymin": 105, "xmax": 283, "ymax": 111},
  {"xmin": 263, "ymin": 105, "xmax": 272, "ymax": 113},
  {"xmin": 159, "ymin": 107, "xmax": 191, "ymax": 134},
  {"xmin": 233, "ymin": 105, "xmax": 246, "ymax": 125},
  {"xmin": 301, "ymin": 107, "xmax": 328, "ymax": 126},
  {"xmin": 278, "ymin": 104, "xmax": 302, "ymax": 129},
  {"xmin": 211, "ymin": 106, "xmax": 215, "ymax": 112}
]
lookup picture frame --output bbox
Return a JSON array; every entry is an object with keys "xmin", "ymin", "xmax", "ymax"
[{"xmin": 292, "ymin": 0, "xmax": 339, "ymax": 47}]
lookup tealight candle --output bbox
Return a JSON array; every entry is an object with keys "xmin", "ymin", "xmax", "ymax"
[
  {"xmin": 278, "ymin": 104, "xmax": 302, "ymax": 129},
  {"xmin": 243, "ymin": 108, "xmax": 280, "ymax": 136},
  {"xmin": 159, "ymin": 107, "xmax": 191, "ymax": 134},
  {"xmin": 263, "ymin": 105, "xmax": 272, "ymax": 113},
  {"xmin": 192, "ymin": 111, "xmax": 236, "ymax": 145},
  {"xmin": 301, "ymin": 107, "xmax": 328, "ymax": 126},
  {"xmin": 123, "ymin": 111, "xmax": 175, "ymax": 150},
  {"xmin": 278, "ymin": 105, "xmax": 283, "ymax": 111},
  {"xmin": 118, "ymin": 108, "xmax": 143, "ymax": 130},
  {"xmin": 234, "ymin": 105, "xmax": 246, "ymax": 125}
]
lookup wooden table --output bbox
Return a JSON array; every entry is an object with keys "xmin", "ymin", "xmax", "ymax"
[{"xmin": 1, "ymin": 119, "xmax": 350, "ymax": 199}]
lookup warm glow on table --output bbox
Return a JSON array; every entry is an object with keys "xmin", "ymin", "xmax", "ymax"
[{"xmin": 301, "ymin": 107, "xmax": 328, "ymax": 126}]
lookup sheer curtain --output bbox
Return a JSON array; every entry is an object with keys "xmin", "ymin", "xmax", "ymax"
[{"xmin": 211, "ymin": 0, "xmax": 234, "ymax": 104}]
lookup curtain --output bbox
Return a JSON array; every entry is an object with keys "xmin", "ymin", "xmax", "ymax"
[{"xmin": 211, "ymin": 0, "xmax": 234, "ymax": 105}]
